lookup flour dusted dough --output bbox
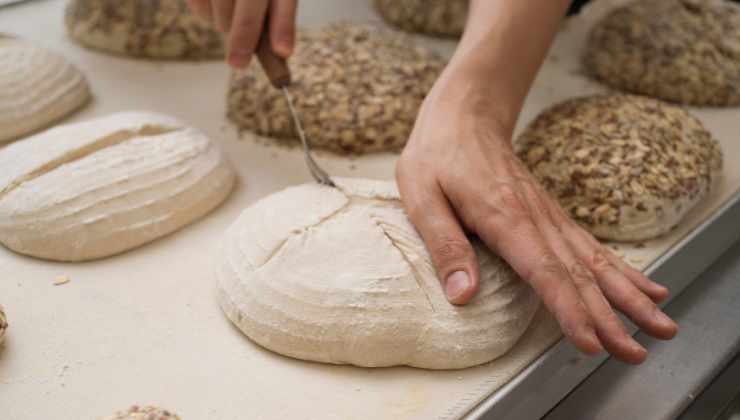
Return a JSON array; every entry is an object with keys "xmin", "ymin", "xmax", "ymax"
[
  {"xmin": 228, "ymin": 23, "xmax": 444, "ymax": 154},
  {"xmin": 101, "ymin": 405, "xmax": 180, "ymax": 420},
  {"xmin": 0, "ymin": 112, "xmax": 236, "ymax": 262},
  {"xmin": 374, "ymin": 0, "xmax": 468, "ymax": 37},
  {"xmin": 0, "ymin": 34, "xmax": 90, "ymax": 144},
  {"xmin": 516, "ymin": 94, "xmax": 723, "ymax": 242},
  {"xmin": 218, "ymin": 178, "xmax": 540, "ymax": 370},
  {"xmin": 65, "ymin": 0, "xmax": 223, "ymax": 59},
  {"xmin": 585, "ymin": 0, "xmax": 740, "ymax": 106}
]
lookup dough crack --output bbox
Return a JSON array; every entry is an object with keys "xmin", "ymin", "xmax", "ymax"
[
  {"xmin": 373, "ymin": 219, "xmax": 437, "ymax": 313},
  {"xmin": 0, "ymin": 125, "xmax": 178, "ymax": 200},
  {"xmin": 255, "ymin": 197, "xmax": 353, "ymax": 270}
]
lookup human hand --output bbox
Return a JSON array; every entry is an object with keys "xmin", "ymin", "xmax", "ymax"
[
  {"xmin": 186, "ymin": 0, "xmax": 297, "ymax": 68},
  {"xmin": 396, "ymin": 73, "xmax": 678, "ymax": 364}
]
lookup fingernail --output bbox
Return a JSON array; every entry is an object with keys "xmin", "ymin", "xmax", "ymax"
[
  {"xmin": 654, "ymin": 309, "xmax": 676, "ymax": 327},
  {"xmin": 445, "ymin": 271, "xmax": 470, "ymax": 303}
]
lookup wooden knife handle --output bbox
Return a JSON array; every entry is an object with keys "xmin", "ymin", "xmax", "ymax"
[{"xmin": 256, "ymin": 15, "xmax": 291, "ymax": 88}]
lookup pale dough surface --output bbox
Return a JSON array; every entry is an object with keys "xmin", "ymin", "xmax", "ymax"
[
  {"xmin": 1, "ymin": 1, "xmax": 739, "ymax": 420},
  {"xmin": 218, "ymin": 178, "xmax": 540, "ymax": 369},
  {"xmin": 0, "ymin": 112, "xmax": 236, "ymax": 261},
  {"xmin": 0, "ymin": 34, "xmax": 90, "ymax": 144}
]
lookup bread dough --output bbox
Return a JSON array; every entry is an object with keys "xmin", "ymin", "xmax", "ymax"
[
  {"xmin": 584, "ymin": 0, "xmax": 740, "ymax": 106},
  {"xmin": 0, "ymin": 34, "xmax": 90, "ymax": 144},
  {"xmin": 516, "ymin": 94, "xmax": 723, "ymax": 242},
  {"xmin": 374, "ymin": 0, "xmax": 468, "ymax": 37},
  {"xmin": 227, "ymin": 23, "xmax": 445, "ymax": 154},
  {"xmin": 102, "ymin": 405, "xmax": 180, "ymax": 420},
  {"xmin": 0, "ymin": 304, "xmax": 7, "ymax": 345},
  {"xmin": 217, "ymin": 178, "xmax": 540, "ymax": 370},
  {"xmin": 0, "ymin": 112, "xmax": 236, "ymax": 262},
  {"xmin": 65, "ymin": 0, "xmax": 224, "ymax": 59}
]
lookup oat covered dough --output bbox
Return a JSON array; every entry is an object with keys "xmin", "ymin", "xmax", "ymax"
[
  {"xmin": 516, "ymin": 94, "xmax": 723, "ymax": 242},
  {"xmin": 585, "ymin": 0, "xmax": 740, "ymax": 106},
  {"xmin": 227, "ymin": 23, "xmax": 445, "ymax": 154},
  {"xmin": 374, "ymin": 0, "xmax": 468, "ymax": 37},
  {"xmin": 65, "ymin": 0, "xmax": 223, "ymax": 59}
]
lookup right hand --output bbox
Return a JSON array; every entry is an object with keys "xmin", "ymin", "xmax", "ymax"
[{"xmin": 186, "ymin": 0, "xmax": 298, "ymax": 68}]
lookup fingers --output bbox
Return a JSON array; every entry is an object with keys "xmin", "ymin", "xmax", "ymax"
[
  {"xmin": 397, "ymin": 172, "xmax": 480, "ymax": 305},
  {"xmin": 557, "ymin": 213, "xmax": 678, "ymax": 341},
  {"xmin": 521, "ymin": 184, "xmax": 647, "ymax": 363},
  {"xmin": 228, "ymin": 0, "xmax": 269, "ymax": 68},
  {"xmin": 211, "ymin": 0, "xmax": 235, "ymax": 32},
  {"xmin": 187, "ymin": 0, "xmax": 212, "ymax": 21},
  {"xmin": 474, "ymin": 183, "xmax": 603, "ymax": 355},
  {"xmin": 567, "ymin": 215, "xmax": 670, "ymax": 303},
  {"xmin": 269, "ymin": 0, "xmax": 298, "ymax": 58}
]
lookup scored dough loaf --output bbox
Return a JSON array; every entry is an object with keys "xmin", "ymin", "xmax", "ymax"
[
  {"xmin": 584, "ymin": 0, "xmax": 740, "ymax": 106},
  {"xmin": 217, "ymin": 178, "xmax": 540, "ymax": 370},
  {"xmin": 65, "ymin": 0, "xmax": 224, "ymax": 59},
  {"xmin": 227, "ymin": 23, "xmax": 445, "ymax": 154},
  {"xmin": 101, "ymin": 406, "xmax": 180, "ymax": 420},
  {"xmin": 0, "ymin": 112, "xmax": 236, "ymax": 262},
  {"xmin": 0, "ymin": 304, "xmax": 6, "ymax": 345},
  {"xmin": 374, "ymin": 0, "xmax": 468, "ymax": 37},
  {"xmin": 0, "ymin": 34, "xmax": 90, "ymax": 144},
  {"xmin": 516, "ymin": 94, "xmax": 723, "ymax": 242}
]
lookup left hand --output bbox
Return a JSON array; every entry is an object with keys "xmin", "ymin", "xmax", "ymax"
[{"xmin": 186, "ymin": 0, "xmax": 298, "ymax": 68}]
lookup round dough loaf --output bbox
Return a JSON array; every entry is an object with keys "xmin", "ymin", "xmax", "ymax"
[
  {"xmin": 102, "ymin": 406, "xmax": 180, "ymax": 420},
  {"xmin": 0, "ymin": 304, "xmax": 7, "ymax": 344},
  {"xmin": 217, "ymin": 178, "xmax": 540, "ymax": 370},
  {"xmin": 374, "ymin": 0, "xmax": 468, "ymax": 37},
  {"xmin": 0, "ymin": 112, "xmax": 236, "ymax": 262},
  {"xmin": 65, "ymin": 0, "xmax": 223, "ymax": 59},
  {"xmin": 516, "ymin": 94, "xmax": 723, "ymax": 242},
  {"xmin": 227, "ymin": 23, "xmax": 445, "ymax": 154},
  {"xmin": 0, "ymin": 34, "xmax": 90, "ymax": 144},
  {"xmin": 585, "ymin": 0, "xmax": 740, "ymax": 106}
]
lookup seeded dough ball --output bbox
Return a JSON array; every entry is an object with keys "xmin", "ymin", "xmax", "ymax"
[
  {"xmin": 101, "ymin": 406, "xmax": 180, "ymax": 420},
  {"xmin": 374, "ymin": 0, "xmax": 468, "ymax": 37},
  {"xmin": 65, "ymin": 0, "xmax": 223, "ymax": 59},
  {"xmin": 0, "ymin": 304, "xmax": 7, "ymax": 344},
  {"xmin": 227, "ymin": 23, "xmax": 445, "ymax": 155},
  {"xmin": 0, "ymin": 34, "xmax": 90, "ymax": 143},
  {"xmin": 585, "ymin": 0, "xmax": 740, "ymax": 106},
  {"xmin": 516, "ymin": 94, "xmax": 723, "ymax": 242}
]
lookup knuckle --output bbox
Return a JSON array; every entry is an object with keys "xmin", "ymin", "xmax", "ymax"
[
  {"xmin": 569, "ymin": 262, "xmax": 597, "ymax": 291},
  {"xmin": 526, "ymin": 252, "xmax": 567, "ymax": 284},
  {"xmin": 589, "ymin": 249, "xmax": 613, "ymax": 274},
  {"xmin": 489, "ymin": 182, "xmax": 525, "ymax": 213},
  {"xmin": 432, "ymin": 238, "xmax": 473, "ymax": 266}
]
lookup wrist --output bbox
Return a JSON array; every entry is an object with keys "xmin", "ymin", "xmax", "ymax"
[{"xmin": 430, "ymin": 60, "xmax": 518, "ymax": 142}]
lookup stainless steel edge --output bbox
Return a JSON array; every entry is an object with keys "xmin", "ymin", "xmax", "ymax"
[
  {"xmin": 467, "ymin": 190, "xmax": 740, "ymax": 420},
  {"xmin": 544, "ymin": 235, "xmax": 740, "ymax": 420}
]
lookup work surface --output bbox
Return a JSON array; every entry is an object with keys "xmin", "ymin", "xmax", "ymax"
[{"xmin": 1, "ymin": 1, "xmax": 739, "ymax": 419}]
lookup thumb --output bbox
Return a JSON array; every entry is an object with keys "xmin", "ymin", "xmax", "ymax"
[{"xmin": 399, "ymin": 179, "xmax": 480, "ymax": 305}]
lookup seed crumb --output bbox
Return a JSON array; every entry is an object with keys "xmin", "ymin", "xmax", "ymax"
[
  {"xmin": 628, "ymin": 257, "xmax": 645, "ymax": 264},
  {"xmin": 53, "ymin": 275, "xmax": 70, "ymax": 286}
]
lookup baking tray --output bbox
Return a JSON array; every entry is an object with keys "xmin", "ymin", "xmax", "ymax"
[{"xmin": 0, "ymin": 1, "xmax": 738, "ymax": 419}]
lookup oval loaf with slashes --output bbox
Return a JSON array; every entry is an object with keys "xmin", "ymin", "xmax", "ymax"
[
  {"xmin": 0, "ymin": 112, "xmax": 236, "ymax": 261},
  {"xmin": 217, "ymin": 178, "xmax": 540, "ymax": 370}
]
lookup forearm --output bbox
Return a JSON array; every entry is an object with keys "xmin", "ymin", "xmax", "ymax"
[{"xmin": 437, "ymin": 0, "xmax": 572, "ymax": 137}]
